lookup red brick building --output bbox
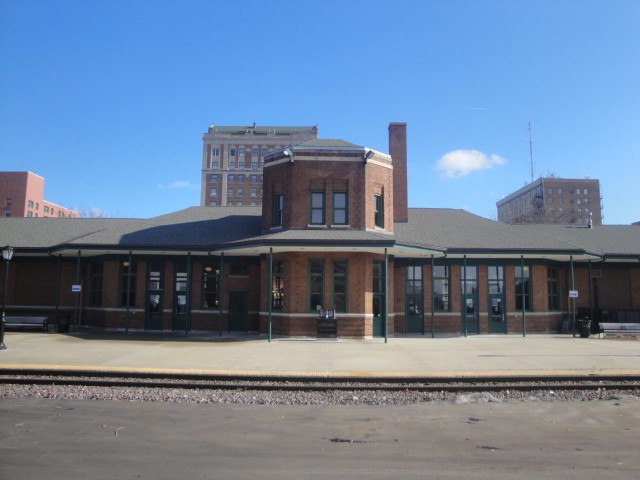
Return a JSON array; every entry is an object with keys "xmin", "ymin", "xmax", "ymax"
[
  {"xmin": 1, "ymin": 124, "xmax": 639, "ymax": 338},
  {"xmin": 1, "ymin": 171, "xmax": 78, "ymax": 218}
]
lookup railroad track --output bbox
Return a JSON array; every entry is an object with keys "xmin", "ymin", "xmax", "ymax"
[{"xmin": 1, "ymin": 369, "xmax": 639, "ymax": 394}]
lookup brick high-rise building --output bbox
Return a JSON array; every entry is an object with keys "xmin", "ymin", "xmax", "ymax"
[
  {"xmin": 0, "ymin": 171, "xmax": 78, "ymax": 218},
  {"xmin": 497, "ymin": 177, "xmax": 602, "ymax": 226},
  {"xmin": 200, "ymin": 124, "xmax": 318, "ymax": 207}
]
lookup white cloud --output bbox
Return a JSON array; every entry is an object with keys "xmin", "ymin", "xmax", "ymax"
[
  {"xmin": 436, "ymin": 149, "xmax": 506, "ymax": 178},
  {"xmin": 157, "ymin": 181, "xmax": 198, "ymax": 189}
]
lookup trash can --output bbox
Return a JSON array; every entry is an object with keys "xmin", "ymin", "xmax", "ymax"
[
  {"xmin": 580, "ymin": 319, "xmax": 591, "ymax": 338},
  {"xmin": 57, "ymin": 315, "xmax": 70, "ymax": 333}
]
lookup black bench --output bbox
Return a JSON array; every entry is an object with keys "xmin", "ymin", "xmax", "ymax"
[
  {"xmin": 3, "ymin": 316, "xmax": 49, "ymax": 333},
  {"xmin": 599, "ymin": 322, "xmax": 640, "ymax": 335}
]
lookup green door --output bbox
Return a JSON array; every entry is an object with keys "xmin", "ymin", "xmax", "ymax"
[
  {"xmin": 461, "ymin": 295, "xmax": 479, "ymax": 335},
  {"xmin": 145, "ymin": 292, "xmax": 163, "ymax": 330},
  {"xmin": 228, "ymin": 291, "xmax": 248, "ymax": 332},
  {"xmin": 488, "ymin": 293, "xmax": 506, "ymax": 333},
  {"xmin": 372, "ymin": 294, "xmax": 384, "ymax": 337},
  {"xmin": 405, "ymin": 294, "xmax": 423, "ymax": 334}
]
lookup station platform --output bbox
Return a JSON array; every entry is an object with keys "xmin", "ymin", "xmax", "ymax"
[{"xmin": 0, "ymin": 330, "xmax": 639, "ymax": 378}]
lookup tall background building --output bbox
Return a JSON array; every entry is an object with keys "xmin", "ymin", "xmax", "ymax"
[
  {"xmin": 0, "ymin": 171, "xmax": 78, "ymax": 218},
  {"xmin": 200, "ymin": 124, "xmax": 318, "ymax": 207},
  {"xmin": 496, "ymin": 177, "xmax": 602, "ymax": 225}
]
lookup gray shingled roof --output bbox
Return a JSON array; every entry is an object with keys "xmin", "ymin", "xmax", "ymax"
[{"xmin": 1, "ymin": 206, "xmax": 638, "ymax": 259}]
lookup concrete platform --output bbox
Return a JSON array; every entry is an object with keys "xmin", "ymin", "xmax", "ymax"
[{"xmin": 1, "ymin": 330, "xmax": 639, "ymax": 377}]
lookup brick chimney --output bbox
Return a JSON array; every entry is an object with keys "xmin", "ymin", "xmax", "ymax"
[{"xmin": 389, "ymin": 122, "xmax": 408, "ymax": 223}]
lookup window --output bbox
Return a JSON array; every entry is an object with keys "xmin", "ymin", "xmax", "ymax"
[
  {"xmin": 251, "ymin": 162, "xmax": 258, "ymax": 170},
  {"xmin": 406, "ymin": 265, "xmax": 423, "ymax": 295},
  {"xmin": 558, "ymin": 188, "xmax": 562, "ymax": 194},
  {"xmin": 309, "ymin": 192, "xmax": 325, "ymax": 225},
  {"xmin": 250, "ymin": 189, "xmax": 257, "ymax": 197},
  {"xmin": 119, "ymin": 261, "xmax": 137, "ymax": 307},
  {"xmin": 229, "ymin": 160, "xmax": 236, "ymax": 170},
  {"xmin": 174, "ymin": 263, "xmax": 188, "ymax": 316},
  {"xmin": 210, "ymin": 174, "xmax": 218, "ymax": 183},
  {"xmin": 261, "ymin": 148, "xmax": 267, "ymax": 157},
  {"xmin": 230, "ymin": 263, "xmax": 248, "ymax": 276},
  {"xmin": 252, "ymin": 147, "xmax": 259, "ymax": 157},
  {"xmin": 202, "ymin": 264, "xmax": 219, "ymax": 309},
  {"xmin": 237, "ymin": 175, "xmax": 245, "ymax": 184},
  {"xmin": 228, "ymin": 201, "xmax": 234, "ymax": 206},
  {"xmin": 237, "ymin": 188, "xmax": 244, "ymax": 197},
  {"xmin": 332, "ymin": 260, "xmax": 348, "ymax": 312},
  {"xmin": 547, "ymin": 188, "xmax": 553, "ymax": 195},
  {"xmin": 27, "ymin": 211, "xmax": 33, "ymax": 217},
  {"xmin": 212, "ymin": 147, "xmax": 219, "ymax": 157},
  {"xmin": 373, "ymin": 261, "xmax": 385, "ymax": 294},
  {"xmin": 5, "ymin": 210, "xmax": 11, "ymax": 217},
  {"xmin": 251, "ymin": 175, "xmax": 258, "ymax": 184},
  {"xmin": 558, "ymin": 198, "xmax": 563, "ymax": 205},
  {"xmin": 547, "ymin": 267, "xmax": 559, "ymax": 311},
  {"xmin": 5, "ymin": 198, "xmax": 12, "ymax": 206},
  {"xmin": 272, "ymin": 260, "xmax": 284, "ymax": 310},
  {"xmin": 44, "ymin": 206, "xmax": 50, "ymax": 213},
  {"xmin": 461, "ymin": 266, "xmax": 477, "ymax": 296},
  {"xmin": 374, "ymin": 194, "xmax": 384, "ymax": 228},
  {"xmin": 584, "ymin": 198, "xmax": 589, "ymax": 204},
  {"xmin": 576, "ymin": 188, "xmax": 581, "ymax": 195},
  {"xmin": 273, "ymin": 193, "xmax": 283, "ymax": 227},
  {"xmin": 433, "ymin": 265, "xmax": 450, "ymax": 311},
  {"xmin": 515, "ymin": 265, "xmax": 531, "ymax": 311},
  {"xmin": 583, "ymin": 188, "xmax": 589, "ymax": 195},
  {"xmin": 28, "ymin": 200, "xmax": 34, "ymax": 208},
  {"xmin": 212, "ymin": 160, "xmax": 219, "ymax": 170},
  {"xmin": 238, "ymin": 147, "xmax": 245, "ymax": 157},
  {"xmin": 333, "ymin": 192, "xmax": 347, "ymax": 225},
  {"xmin": 238, "ymin": 160, "xmax": 245, "ymax": 170},
  {"xmin": 230, "ymin": 147, "xmax": 236, "ymax": 157},
  {"xmin": 309, "ymin": 259, "xmax": 324, "ymax": 311},
  {"xmin": 35, "ymin": 203, "xmax": 39, "ymax": 210},
  {"xmin": 228, "ymin": 188, "xmax": 235, "ymax": 197},
  {"xmin": 228, "ymin": 175, "xmax": 235, "ymax": 184},
  {"xmin": 209, "ymin": 200, "xmax": 217, "ymax": 206},
  {"xmin": 90, "ymin": 262, "xmax": 103, "ymax": 307},
  {"xmin": 209, "ymin": 188, "xmax": 217, "ymax": 197},
  {"xmin": 488, "ymin": 266, "xmax": 504, "ymax": 293}
]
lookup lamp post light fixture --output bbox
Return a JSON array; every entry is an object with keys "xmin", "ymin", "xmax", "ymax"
[{"xmin": 1, "ymin": 245, "xmax": 15, "ymax": 350}]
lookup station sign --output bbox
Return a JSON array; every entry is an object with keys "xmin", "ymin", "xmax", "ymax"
[
  {"xmin": 71, "ymin": 284, "xmax": 82, "ymax": 293},
  {"xmin": 569, "ymin": 290, "xmax": 579, "ymax": 298}
]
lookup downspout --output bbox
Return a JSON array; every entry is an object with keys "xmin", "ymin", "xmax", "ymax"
[
  {"xmin": 588, "ymin": 259, "xmax": 594, "ymax": 326},
  {"xmin": 268, "ymin": 248, "xmax": 273, "ymax": 342}
]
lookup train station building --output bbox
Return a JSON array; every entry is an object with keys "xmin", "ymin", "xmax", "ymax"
[{"xmin": 1, "ymin": 123, "xmax": 639, "ymax": 338}]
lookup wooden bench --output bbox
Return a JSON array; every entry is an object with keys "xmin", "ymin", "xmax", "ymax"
[
  {"xmin": 3, "ymin": 316, "xmax": 49, "ymax": 333},
  {"xmin": 599, "ymin": 322, "xmax": 640, "ymax": 335}
]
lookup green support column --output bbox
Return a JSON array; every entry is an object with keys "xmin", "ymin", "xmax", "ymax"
[
  {"xmin": 219, "ymin": 252, "xmax": 224, "ymax": 337},
  {"xmin": 74, "ymin": 250, "xmax": 81, "ymax": 327},
  {"xmin": 521, "ymin": 255, "xmax": 526, "ymax": 337},
  {"xmin": 384, "ymin": 248, "xmax": 388, "ymax": 344},
  {"xmin": 268, "ymin": 248, "xmax": 273, "ymax": 342},
  {"xmin": 430, "ymin": 254, "xmax": 435, "ymax": 338},
  {"xmin": 463, "ymin": 255, "xmax": 467, "ymax": 338},
  {"xmin": 186, "ymin": 252, "xmax": 192, "ymax": 334},
  {"xmin": 125, "ymin": 251, "xmax": 132, "ymax": 333},
  {"xmin": 571, "ymin": 255, "xmax": 576, "ymax": 337}
]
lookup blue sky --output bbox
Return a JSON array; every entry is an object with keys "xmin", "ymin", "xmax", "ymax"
[{"xmin": 1, "ymin": 0, "xmax": 638, "ymax": 224}]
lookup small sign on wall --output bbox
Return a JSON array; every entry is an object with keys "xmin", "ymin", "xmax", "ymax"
[
  {"xmin": 569, "ymin": 290, "xmax": 579, "ymax": 298},
  {"xmin": 71, "ymin": 284, "xmax": 82, "ymax": 293}
]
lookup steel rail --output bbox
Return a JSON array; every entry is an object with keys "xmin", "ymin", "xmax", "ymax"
[{"xmin": 1, "ymin": 371, "xmax": 639, "ymax": 394}]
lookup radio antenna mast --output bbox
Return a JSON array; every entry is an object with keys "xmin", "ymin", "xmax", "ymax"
[{"xmin": 528, "ymin": 121, "xmax": 534, "ymax": 182}]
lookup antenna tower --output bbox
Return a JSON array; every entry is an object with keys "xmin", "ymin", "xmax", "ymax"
[{"xmin": 528, "ymin": 121, "xmax": 534, "ymax": 182}]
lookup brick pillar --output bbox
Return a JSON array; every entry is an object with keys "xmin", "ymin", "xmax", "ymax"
[{"xmin": 389, "ymin": 122, "xmax": 408, "ymax": 223}]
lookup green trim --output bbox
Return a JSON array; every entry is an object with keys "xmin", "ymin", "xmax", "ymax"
[
  {"xmin": 332, "ymin": 191, "xmax": 348, "ymax": 225},
  {"xmin": 309, "ymin": 191, "xmax": 325, "ymax": 225},
  {"xmin": 308, "ymin": 258, "xmax": 324, "ymax": 312},
  {"xmin": 332, "ymin": 259, "xmax": 348, "ymax": 313}
]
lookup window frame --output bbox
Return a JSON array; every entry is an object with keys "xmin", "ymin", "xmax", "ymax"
[
  {"xmin": 332, "ymin": 259, "xmax": 348, "ymax": 313},
  {"xmin": 309, "ymin": 191, "xmax": 325, "ymax": 225},
  {"xmin": 374, "ymin": 194, "xmax": 384, "ymax": 228},
  {"xmin": 309, "ymin": 259, "xmax": 324, "ymax": 312},
  {"xmin": 332, "ymin": 191, "xmax": 348, "ymax": 225}
]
